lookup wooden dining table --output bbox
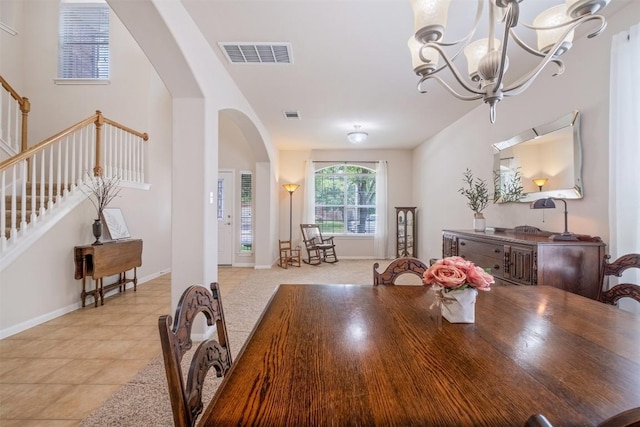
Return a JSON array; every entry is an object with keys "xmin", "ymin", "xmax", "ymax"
[{"xmin": 199, "ymin": 284, "xmax": 640, "ymax": 426}]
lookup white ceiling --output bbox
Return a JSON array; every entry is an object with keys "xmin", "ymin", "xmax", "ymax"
[{"xmin": 181, "ymin": 0, "xmax": 627, "ymax": 151}]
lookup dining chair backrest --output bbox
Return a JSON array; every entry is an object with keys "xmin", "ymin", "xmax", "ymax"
[
  {"xmin": 158, "ymin": 283, "xmax": 232, "ymax": 427},
  {"xmin": 524, "ymin": 407, "xmax": 640, "ymax": 427},
  {"xmin": 373, "ymin": 257, "xmax": 428, "ymax": 285},
  {"xmin": 524, "ymin": 414, "xmax": 554, "ymax": 427},
  {"xmin": 597, "ymin": 407, "xmax": 640, "ymax": 427},
  {"xmin": 598, "ymin": 254, "xmax": 640, "ymax": 306}
]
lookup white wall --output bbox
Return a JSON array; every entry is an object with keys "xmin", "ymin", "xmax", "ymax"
[
  {"xmin": 279, "ymin": 149, "xmax": 413, "ymax": 259},
  {"xmin": 412, "ymin": 2, "xmax": 640, "ymax": 262},
  {"xmin": 0, "ymin": 2, "xmax": 173, "ymax": 336}
]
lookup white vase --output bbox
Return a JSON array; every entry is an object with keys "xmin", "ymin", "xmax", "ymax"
[
  {"xmin": 473, "ymin": 213, "xmax": 486, "ymax": 232},
  {"xmin": 440, "ymin": 288, "xmax": 478, "ymax": 323}
]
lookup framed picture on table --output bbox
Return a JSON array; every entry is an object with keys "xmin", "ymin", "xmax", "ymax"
[{"xmin": 102, "ymin": 207, "xmax": 131, "ymax": 240}]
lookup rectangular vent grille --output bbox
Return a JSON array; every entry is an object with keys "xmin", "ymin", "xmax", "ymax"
[
  {"xmin": 283, "ymin": 111, "xmax": 301, "ymax": 119},
  {"xmin": 219, "ymin": 42, "xmax": 292, "ymax": 64}
]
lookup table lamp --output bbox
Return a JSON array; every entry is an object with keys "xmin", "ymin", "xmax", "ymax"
[{"xmin": 530, "ymin": 197, "xmax": 578, "ymax": 241}]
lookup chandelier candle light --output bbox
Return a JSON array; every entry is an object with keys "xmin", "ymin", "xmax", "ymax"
[{"xmin": 409, "ymin": 0, "xmax": 609, "ymax": 123}]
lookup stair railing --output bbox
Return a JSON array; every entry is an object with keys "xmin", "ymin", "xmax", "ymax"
[
  {"xmin": 0, "ymin": 75, "xmax": 31, "ymax": 156},
  {"xmin": 0, "ymin": 110, "xmax": 149, "ymax": 254}
]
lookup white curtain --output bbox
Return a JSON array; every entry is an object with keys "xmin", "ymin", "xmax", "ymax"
[
  {"xmin": 609, "ymin": 22, "xmax": 640, "ymax": 312},
  {"xmin": 302, "ymin": 160, "xmax": 315, "ymax": 225},
  {"xmin": 374, "ymin": 161, "xmax": 388, "ymax": 259}
]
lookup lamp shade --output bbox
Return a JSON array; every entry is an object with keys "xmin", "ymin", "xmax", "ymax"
[
  {"xmin": 534, "ymin": 5, "xmax": 574, "ymax": 54},
  {"xmin": 283, "ymin": 183, "xmax": 300, "ymax": 193},
  {"xmin": 408, "ymin": 36, "xmax": 439, "ymax": 75},
  {"xmin": 530, "ymin": 198, "xmax": 556, "ymax": 209},
  {"xmin": 463, "ymin": 38, "xmax": 501, "ymax": 80},
  {"xmin": 532, "ymin": 178, "xmax": 548, "ymax": 191},
  {"xmin": 411, "ymin": 0, "xmax": 451, "ymax": 43},
  {"xmin": 348, "ymin": 132, "xmax": 368, "ymax": 144},
  {"xmin": 348, "ymin": 125, "xmax": 368, "ymax": 144}
]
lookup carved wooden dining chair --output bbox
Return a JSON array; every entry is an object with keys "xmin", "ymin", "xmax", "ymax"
[
  {"xmin": 525, "ymin": 408, "xmax": 640, "ymax": 427},
  {"xmin": 158, "ymin": 282, "xmax": 232, "ymax": 427},
  {"xmin": 598, "ymin": 254, "xmax": 640, "ymax": 306},
  {"xmin": 300, "ymin": 224, "xmax": 338, "ymax": 265},
  {"xmin": 524, "ymin": 414, "xmax": 553, "ymax": 427},
  {"xmin": 278, "ymin": 240, "xmax": 301, "ymax": 269},
  {"xmin": 597, "ymin": 407, "xmax": 640, "ymax": 427},
  {"xmin": 373, "ymin": 257, "xmax": 428, "ymax": 285}
]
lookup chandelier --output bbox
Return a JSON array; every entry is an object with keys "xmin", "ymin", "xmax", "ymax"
[{"xmin": 408, "ymin": 0, "xmax": 609, "ymax": 123}]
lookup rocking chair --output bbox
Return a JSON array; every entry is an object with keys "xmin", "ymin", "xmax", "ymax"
[{"xmin": 300, "ymin": 224, "xmax": 338, "ymax": 265}]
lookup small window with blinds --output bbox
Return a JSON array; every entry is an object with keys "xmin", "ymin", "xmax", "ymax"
[
  {"xmin": 240, "ymin": 172, "xmax": 253, "ymax": 253},
  {"xmin": 58, "ymin": 1, "xmax": 110, "ymax": 80}
]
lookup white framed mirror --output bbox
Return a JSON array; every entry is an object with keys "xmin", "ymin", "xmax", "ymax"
[{"xmin": 493, "ymin": 110, "xmax": 583, "ymax": 203}]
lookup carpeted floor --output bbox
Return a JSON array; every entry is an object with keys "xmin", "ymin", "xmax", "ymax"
[{"xmin": 80, "ymin": 259, "xmax": 392, "ymax": 426}]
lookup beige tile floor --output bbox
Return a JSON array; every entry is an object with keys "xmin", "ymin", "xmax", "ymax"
[{"xmin": 0, "ymin": 267, "xmax": 252, "ymax": 426}]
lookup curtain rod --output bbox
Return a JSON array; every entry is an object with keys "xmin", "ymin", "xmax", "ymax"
[{"xmin": 312, "ymin": 160, "xmax": 382, "ymax": 164}]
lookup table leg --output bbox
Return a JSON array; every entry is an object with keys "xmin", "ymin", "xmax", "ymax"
[
  {"xmin": 94, "ymin": 278, "xmax": 99, "ymax": 308},
  {"xmin": 133, "ymin": 267, "xmax": 137, "ymax": 292},
  {"xmin": 99, "ymin": 278, "xmax": 105, "ymax": 306},
  {"xmin": 81, "ymin": 277, "xmax": 87, "ymax": 308}
]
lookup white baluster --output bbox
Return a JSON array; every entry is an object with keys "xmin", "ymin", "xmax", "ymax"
[
  {"xmin": 10, "ymin": 167, "xmax": 17, "ymax": 241},
  {"xmin": 30, "ymin": 159, "xmax": 37, "ymax": 224},
  {"xmin": 19, "ymin": 161, "xmax": 27, "ymax": 234},
  {"xmin": 47, "ymin": 146, "xmax": 54, "ymax": 210},
  {"xmin": 1, "ymin": 170, "xmax": 6, "ymax": 249},
  {"xmin": 39, "ymin": 152, "xmax": 45, "ymax": 216}
]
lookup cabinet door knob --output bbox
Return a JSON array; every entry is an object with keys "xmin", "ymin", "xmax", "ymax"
[
  {"xmin": 494, "ymin": 248, "xmax": 501, "ymax": 253},
  {"xmin": 460, "ymin": 241, "xmax": 466, "ymax": 246},
  {"xmin": 493, "ymin": 264, "xmax": 500, "ymax": 270}
]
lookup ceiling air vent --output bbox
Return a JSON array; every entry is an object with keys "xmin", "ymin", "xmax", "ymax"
[
  {"xmin": 283, "ymin": 111, "xmax": 301, "ymax": 120},
  {"xmin": 219, "ymin": 42, "xmax": 293, "ymax": 64}
]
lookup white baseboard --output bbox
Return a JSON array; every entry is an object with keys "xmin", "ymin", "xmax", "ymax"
[{"xmin": 0, "ymin": 269, "xmax": 171, "ymax": 339}]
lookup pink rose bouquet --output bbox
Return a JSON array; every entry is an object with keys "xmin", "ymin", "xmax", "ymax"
[{"xmin": 423, "ymin": 256, "xmax": 493, "ymax": 292}]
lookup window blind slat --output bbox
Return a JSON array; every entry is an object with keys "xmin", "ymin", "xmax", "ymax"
[{"xmin": 58, "ymin": 3, "xmax": 110, "ymax": 79}]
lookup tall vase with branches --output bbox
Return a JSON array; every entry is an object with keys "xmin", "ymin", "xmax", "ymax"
[
  {"xmin": 458, "ymin": 169, "xmax": 489, "ymax": 232},
  {"xmin": 82, "ymin": 173, "xmax": 121, "ymax": 244}
]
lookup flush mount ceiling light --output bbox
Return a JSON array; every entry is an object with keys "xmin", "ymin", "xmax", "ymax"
[
  {"xmin": 408, "ymin": 0, "xmax": 609, "ymax": 123},
  {"xmin": 348, "ymin": 125, "xmax": 368, "ymax": 144}
]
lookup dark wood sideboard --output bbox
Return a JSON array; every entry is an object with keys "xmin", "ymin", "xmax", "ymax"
[
  {"xmin": 442, "ymin": 229, "xmax": 606, "ymax": 300},
  {"xmin": 74, "ymin": 239, "xmax": 143, "ymax": 307}
]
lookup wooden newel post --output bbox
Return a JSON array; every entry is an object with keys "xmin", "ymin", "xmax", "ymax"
[
  {"xmin": 20, "ymin": 97, "xmax": 30, "ymax": 153},
  {"xmin": 93, "ymin": 110, "xmax": 104, "ymax": 177}
]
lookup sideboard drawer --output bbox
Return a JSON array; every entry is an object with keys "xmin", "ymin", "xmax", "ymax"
[
  {"xmin": 458, "ymin": 238, "xmax": 504, "ymax": 260},
  {"xmin": 457, "ymin": 239, "xmax": 504, "ymax": 278}
]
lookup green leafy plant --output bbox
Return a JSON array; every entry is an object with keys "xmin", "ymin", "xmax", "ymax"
[
  {"xmin": 458, "ymin": 168, "xmax": 489, "ymax": 214},
  {"xmin": 493, "ymin": 167, "xmax": 525, "ymax": 203}
]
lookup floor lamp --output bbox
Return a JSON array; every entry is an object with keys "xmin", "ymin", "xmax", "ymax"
[{"xmin": 283, "ymin": 184, "xmax": 300, "ymax": 241}]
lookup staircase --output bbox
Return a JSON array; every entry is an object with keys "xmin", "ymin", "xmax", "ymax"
[
  {"xmin": 3, "ymin": 184, "xmax": 69, "ymax": 239},
  {"xmin": 0, "ymin": 75, "xmax": 149, "ymax": 268}
]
